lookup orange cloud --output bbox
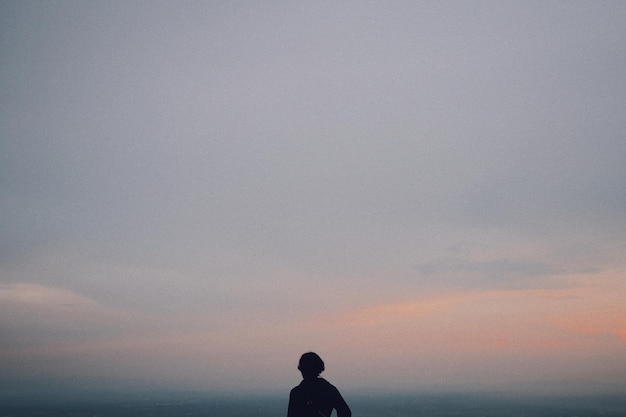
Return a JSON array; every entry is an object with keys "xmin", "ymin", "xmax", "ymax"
[
  {"xmin": 299, "ymin": 283, "xmax": 626, "ymax": 362},
  {"xmin": 310, "ymin": 292, "xmax": 477, "ymax": 328}
]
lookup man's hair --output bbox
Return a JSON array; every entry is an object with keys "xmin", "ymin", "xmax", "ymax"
[{"xmin": 298, "ymin": 352, "xmax": 325, "ymax": 376}]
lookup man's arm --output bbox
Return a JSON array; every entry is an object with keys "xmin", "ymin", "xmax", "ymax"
[
  {"xmin": 287, "ymin": 391, "xmax": 295, "ymax": 417},
  {"xmin": 333, "ymin": 388, "xmax": 351, "ymax": 417}
]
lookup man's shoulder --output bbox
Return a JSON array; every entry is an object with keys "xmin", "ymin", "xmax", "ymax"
[
  {"xmin": 290, "ymin": 377, "xmax": 337, "ymax": 393},
  {"xmin": 316, "ymin": 378, "xmax": 335, "ymax": 388},
  {"xmin": 290, "ymin": 382, "xmax": 308, "ymax": 396}
]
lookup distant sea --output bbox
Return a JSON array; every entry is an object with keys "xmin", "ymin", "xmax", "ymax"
[{"xmin": 2, "ymin": 392, "xmax": 626, "ymax": 417}]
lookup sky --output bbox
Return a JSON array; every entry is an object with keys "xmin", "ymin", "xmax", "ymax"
[{"xmin": 1, "ymin": 1, "xmax": 626, "ymax": 398}]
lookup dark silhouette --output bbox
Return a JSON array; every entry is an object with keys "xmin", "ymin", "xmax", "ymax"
[{"xmin": 287, "ymin": 352, "xmax": 351, "ymax": 417}]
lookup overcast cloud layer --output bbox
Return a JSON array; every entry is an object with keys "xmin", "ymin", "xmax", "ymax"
[{"xmin": 2, "ymin": 1, "xmax": 626, "ymax": 397}]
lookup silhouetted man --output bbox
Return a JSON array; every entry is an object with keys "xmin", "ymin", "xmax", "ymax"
[{"xmin": 287, "ymin": 352, "xmax": 351, "ymax": 417}]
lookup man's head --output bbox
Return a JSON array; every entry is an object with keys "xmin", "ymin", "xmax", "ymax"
[{"xmin": 298, "ymin": 352, "xmax": 325, "ymax": 378}]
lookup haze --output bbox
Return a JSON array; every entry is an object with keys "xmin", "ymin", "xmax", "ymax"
[{"xmin": 1, "ymin": 1, "xmax": 625, "ymax": 398}]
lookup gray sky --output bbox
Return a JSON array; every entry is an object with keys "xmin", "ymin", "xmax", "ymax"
[{"xmin": 2, "ymin": 1, "xmax": 626, "ymax": 397}]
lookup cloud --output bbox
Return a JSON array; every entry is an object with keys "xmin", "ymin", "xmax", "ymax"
[
  {"xmin": 1, "ymin": 1, "xmax": 626, "ymax": 395},
  {"xmin": 0, "ymin": 283, "xmax": 138, "ymax": 349},
  {"xmin": 416, "ymin": 257, "xmax": 561, "ymax": 277},
  {"xmin": 313, "ymin": 292, "xmax": 474, "ymax": 328},
  {"xmin": 307, "ymin": 271, "xmax": 626, "ymax": 353},
  {"xmin": 413, "ymin": 256, "xmax": 589, "ymax": 290}
]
